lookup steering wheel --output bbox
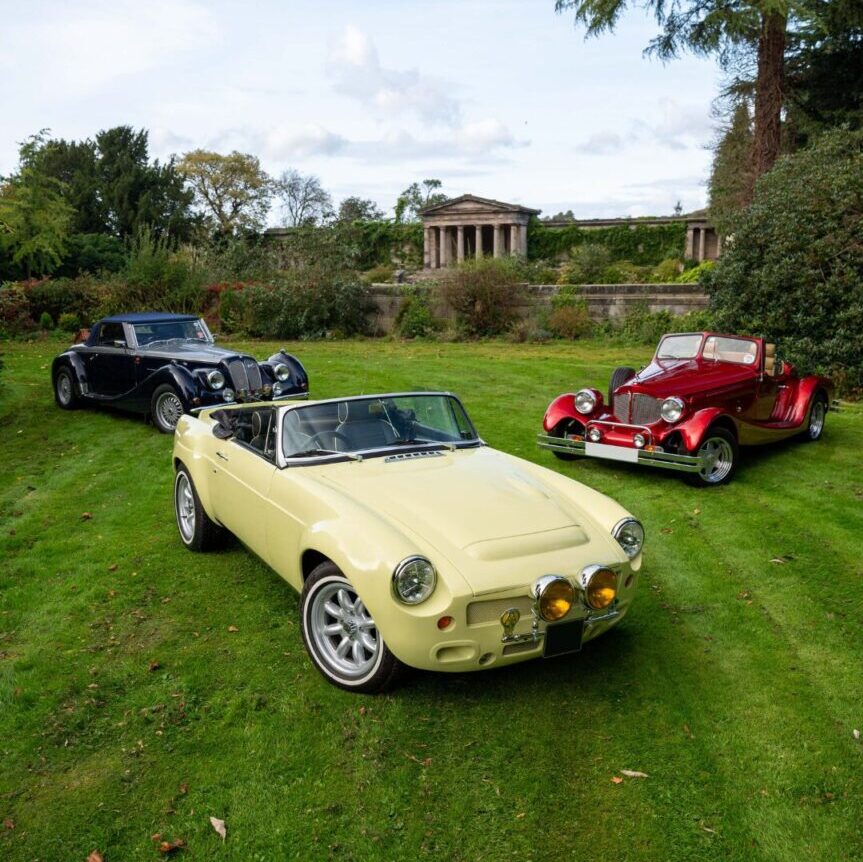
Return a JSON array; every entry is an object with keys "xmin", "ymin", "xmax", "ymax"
[{"xmin": 306, "ymin": 430, "xmax": 351, "ymax": 451}]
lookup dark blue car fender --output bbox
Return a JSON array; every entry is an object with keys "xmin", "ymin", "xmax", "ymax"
[
  {"xmin": 143, "ymin": 363, "xmax": 200, "ymax": 413},
  {"xmin": 265, "ymin": 350, "xmax": 309, "ymax": 390},
  {"xmin": 52, "ymin": 352, "xmax": 88, "ymax": 394}
]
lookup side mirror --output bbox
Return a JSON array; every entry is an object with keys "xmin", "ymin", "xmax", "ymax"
[{"xmin": 209, "ymin": 409, "xmax": 236, "ymax": 440}]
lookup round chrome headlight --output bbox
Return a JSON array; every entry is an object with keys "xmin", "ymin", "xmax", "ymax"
[
  {"xmin": 661, "ymin": 396, "xmax": 685, "ymax": 423},
  {"xmin": 222, "ymin": 388, "xmax": 235, "ymax": 402},
  {"xmin": 612, "ymin": 518, "xmax": 644, "ymax": 559},
  {"xmin": 587, "ymin": 426, "xmax": 602, "ymax": 443},
  {"xmin": 633, "ymin": 433, "xmax": 646, "ymax": 449},
  {"xmin": 274, "ymin": 363, "xmax": 291, "ymax": 382},
  {"xmin": 392, "ymin": 556, "xmax": 437, "ymax": 605},
  {"xmin": 580, "ymin": 565, "xmax": 618, "ymax": 610},
  {"xmin": 206, "ymin": 369, "xmax": 225, "ymax": 390},
  {"xmin": 533, "ymin": 575, "xmax": 574, "ymax": 622},
  {"xmin": 273, "ymin": 382, "xmax": 285, "ymax": 396},
  {"xmin": 574, "ymin": 389, "xmax": 597, "ymax": 415}
]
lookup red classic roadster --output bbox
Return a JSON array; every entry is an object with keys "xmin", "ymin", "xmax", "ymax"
[{"xmin": 538, "ymin": 332, "xmax": 834, "ymax": 486}]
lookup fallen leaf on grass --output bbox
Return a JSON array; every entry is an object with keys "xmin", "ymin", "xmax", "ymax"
[
  {"xmin": 178, "ymin": 782, "xmax": 189, "ymax": 795},
  {"xmin": 699, "ymin": 823, "xmax": 717, "ymax": 834},
  {"xmin": 152, "ymin": 835, "xmax": 185, "ymax": 854},
  {"xmin": 693, "ymin": 507, "xmax": 701, "ymax": 516},
  {"xmin": 404, "ymin": 753, "xmax": 432, "ymax": 767},
  {"xmin": 108, "ymin": 563, "xmax": 118, "ymax": 572},
  {"xmin": 736, "ymin": 590, "xmax": 752, "ymax": 601},
  {"xmin": 209, "ymin": 816, "xmax": 226, "ymax": 841},
  {"xmin": 81, "ymin": 512, "xmax": 93, "ymax": 521},
  {"xmin": 683, "ymin": 723, "xmax": 694, "ymax": 739},
  {"xmin": 86, "ymin": 852, "xmax": 104, "ymax": 862},
  {"xmin": 611, "ymin": 776, "xmax": 623, "ymax": 784},
  {"xmin": 227, "ymin": 625, "xmax": 239, "ymax": 633},
  {"xmin": 358, "ymin": 706, "xmax": 367, "ymax": 716},
  {"xmin": 769, "ymin": 558, "xmax": 786, "ymax": 564},
  {"xmin": 620, "ymin": 769, "xmax": 648, "ymax": 778},
  {"xmin": 148, "ymin": 661, "xmax": 161, "ymax": 672},
  {"xmin": 3, "ymin": 817, "xmax": 14, "ymax": 830},
  {"xmin": 660, "ymin": 528, "xmax": 673, "ymax": 535},
  {"xmin": 853, "ymin": 729, "xmax": 860, "ymax": 740}
]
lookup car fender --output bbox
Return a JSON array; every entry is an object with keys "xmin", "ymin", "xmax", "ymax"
[
  {"xmin": 143, "ymin": 363, "xmax": 200, "ymax": 410},
  {"xmin": 675, "ymin": 407, "xmax": 734, "ymax": 452},
  {"xmin": 266, "ymin": 350, "xmax": 309, "ymax": 391},
  {"xmin": 787, "ymin": 375, "xmax": 833, "ymax": 427},
  {"xmin": 173, "ymin": 414, "xmax": 219, "ymax": 518},
  {"xmin": 543, "ymin": 393, "xmax": 578, "ymax": 433},
  {"xmin": 52, "ymin": 351, "xmax": 88, "ymax": 393}
]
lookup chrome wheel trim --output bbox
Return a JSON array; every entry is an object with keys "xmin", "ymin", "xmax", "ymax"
[
  {"xmin": 809, "ymin": 400, "xmax": 826, "ymax": 439},
  {"xmin": 309, "ymin": 580, "xmax": 381, "ymax": 681},
  {"xmin": 155, "ymin": 391, "xmax": 183, "ymax": 430},
  {"xmin": 175, "ymin": 473, "xmax": 196, "ymax": 543},
  {"xmin": 698, "ymin": 437, "xmax": 734, "ymax": 484},
  {"xmin": 56, "ymin": 371, "xmax": 73, "ymax": 405}
]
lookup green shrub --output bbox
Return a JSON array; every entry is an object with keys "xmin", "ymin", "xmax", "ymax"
[
  {"xmin": 652, "ymin": 258, "xmax": 683, "ymax": 282},
  {"xmin": 25, "ymin": 276, "xmax": 107, "ymax": 326},
  {"xmin": 395, "ymin": 289, "xmax": 441, "ymax": 338},
  {"xmin": 56, "ymin": 233, "xmax": 126, "ymax": 276},
  {"xmin": 362, "ymin": 263, "xmax": 395, "ymax": 284},
  {"xmin": 705, "ymin": 128, "xmax": 863, "ymax": 393},
  {"xmin": 559, "ymin": 244, "xmax": 612, "ymax": 284},
  {"xmin": 441, "ymin": 257, "xmax": 527, "ymax": 337},
  {"xmin": 218, "ymin": 288, "xmax": 248, "ymax": 334},
  {"xmin": 599, "ymin": 260, "xmax": 650, "ymax": 284},
  {"xmin": 58, "ymin": 312, "xmax": 81, "ymax": 332},
  {"xmin": 677, "ymin": 260, "xmax": 716, "ymax": 283},
  {"xmin": 547, "ymin": 304, "xmax": 592, "ymax": 339},
  {"xmin": 0, "ymin": 283, "xmax": 34, "ymax": 338},
  {"xmin": 39, "ymin": 311, "xmax": 54, "ymax": 330},
  {"xmin": 506, "ymin": 318, "xmax": 551, "ymax": 343}
]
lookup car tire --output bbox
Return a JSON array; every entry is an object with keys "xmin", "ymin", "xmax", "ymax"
[
  {"xmin": 300, "ymin": 562, "xmax": 408, "ymax": 694},
  {"xmin": 174, "ymin": 464, "xmax": 226, "ymax": 552},
  {"xmin": 801, "ymin": 393, "xmax": 827, "ymax": 442},
  {"xmin": 550, "ymin": 419, "xmax": 581, "ymax": 461},
  {"xmin": 151, "ymin": 384, "xmax": 185, "ymax": 434},
  {"xmin": 609, "ymin": 366, "xmax": 636, "ymax": 405},
  {"xmin": 686, "ymin": 427, "xmax": 739, "ymax": 487},
  {"xmin": 54, "ymin": 366, "xmax": 81, "ymax": 410}
]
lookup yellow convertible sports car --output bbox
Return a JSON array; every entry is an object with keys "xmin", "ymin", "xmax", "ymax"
[{"xmin": 172, "ymin": 392, "xmax": 644, "ymax": 692}]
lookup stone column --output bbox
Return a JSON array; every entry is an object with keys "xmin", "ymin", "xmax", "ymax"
[
  {"xmin": 493, "ymin": 224, "xmax": 502, "ymax": 258},
  {"xmin": 510, "ymin": 224, "xmax": 519, "ymax": 257},
  {"xmin": 685, "ymin": 226, "xmax": 694, "ymax": 259},
  {"xmin": 456, "ymin": 225, "xmax": 465, "ymax": 263},
  {"xmin": 439, "ymin": 226, "xmax": 449, "ymax": 267},
  {"xmin": 429, "ymin": 225, "xmax": 438, "ymax": 269},
  {"xmin": 716, "ymin": 233, "xmax": 723, "ymax": 257},
  {"xmin": 520, "ymin": 222, "xmax": 528, "ymax": 256},
  {"xmin": 423, "ymin": 227, "xmax": 431, "ymax": 269},
  {"xmin": 475, "ymin": 226, "xmax": 483, "ymax": 258},
  {"xmin": 698, "ymin": 228, "xmax": 706, "ymax": 262}
]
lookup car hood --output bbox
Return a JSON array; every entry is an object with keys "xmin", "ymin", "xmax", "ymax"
[
  {"xmin": 313, "ymin": 447, "xmax": 623, "ymax": 595},
  {"xmin": 625, "ymin": 357, "xmax": 754, "ymax": 398},
  {"xmin": 137, "ymin": 341, "xmax": 255, "ymax": 364}
]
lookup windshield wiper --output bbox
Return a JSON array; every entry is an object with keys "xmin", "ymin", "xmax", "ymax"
[
  {"xmin": 391, "ymin": 439, "xmax": 458, "ymax": 451},
  {"xmin": 289, "ymin": 448, "xmax": 362, "ymax": 461}
]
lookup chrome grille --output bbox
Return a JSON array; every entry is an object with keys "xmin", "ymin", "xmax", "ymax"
[
  {"xmin": 244, "ymin": 358, "xmax": 262, "ymax": 390},
  {"xmin": 227, "ymin": 359, "xmax": 249, "ymax": 390},
  {"xmin": 613, "ymin": 392, "xmax": 631, "ymax": 422},
  {"xmin": 467, "ymin": 596, "xmax": 534, "ymax": 626},
  {"xmin": 631, "ymin": 394, "xmax": 662, "ymax": 425}
]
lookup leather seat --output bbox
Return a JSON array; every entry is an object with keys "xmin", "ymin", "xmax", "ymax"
[
  {"xmin": 336, "ymin": 401, "xmax": 397, "ymax": 450},
  {"xmin": 764, "ymin": 343, "xmax": 777, "ymax": 376},
  {"xmin": 249, "ymin": 410, "xmax": 271, "ymax": 452}
]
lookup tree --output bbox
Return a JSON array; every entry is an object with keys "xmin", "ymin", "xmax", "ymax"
[
  {"xmin": 705, "ymin": 128, "xmax": 863, "ymax": 393},
  {"xmin": 178, "ymin": 150, "xmax": 272, "ymax": 235},
  {"xmin": 0, "ymin": 133, "xmax": 74, "ymax": 278},
  {"xmin": 337, "ymin": 196, "xmax": 384, "ymax": 222},
  {"xmin": 708, "ymin": 101, "xmax": 756, "ymax": 235},
  {"xmin": 394, "ymin": 179, "xmax": 447, "ymax": 223},
  {"xmin": 555, "ymin": 0, "xmax": 811, "ymax": 184},
  {"xmin": 275, "ymin": 170, "xmax": 333, "ymax": 227}
]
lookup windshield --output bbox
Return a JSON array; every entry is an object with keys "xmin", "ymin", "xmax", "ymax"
[
  {"xmin": 134, "ymin": 319, "xmax": 211, "ymax": 347},
  {"xmin": 702, "ymin": 335, "xmax": 758, "ymax": 365},
  {"xmin": 281, "ymin": 394, "xmax": 479, "ymax": 460},
  {"xmin": 657, "ymin": 334, "xmax": 703, "ymax": 359}
]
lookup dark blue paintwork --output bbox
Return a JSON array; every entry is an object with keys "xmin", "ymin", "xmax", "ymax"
[{"xmin": 52, "ymin": 313, "xmax": 309, "ymax": 429}]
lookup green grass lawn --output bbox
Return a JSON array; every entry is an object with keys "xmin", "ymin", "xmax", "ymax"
[{"xmin": 1, "ymin": 336, "xmax": 862, "ymax": 862}]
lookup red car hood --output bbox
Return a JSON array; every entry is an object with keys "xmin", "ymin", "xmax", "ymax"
[{"xmin": 624, "ymin": 357, "xmax": 755, "ymax": 398}]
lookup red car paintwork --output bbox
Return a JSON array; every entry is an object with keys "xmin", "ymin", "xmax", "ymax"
[{"xmin": 542, "ymin": 332, "xmax": 833, "ymax": 456}]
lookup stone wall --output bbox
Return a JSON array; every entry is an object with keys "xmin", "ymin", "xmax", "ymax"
[{"xmin": 367, "ymin": 282, "xmax": 708, "ymax": 334}]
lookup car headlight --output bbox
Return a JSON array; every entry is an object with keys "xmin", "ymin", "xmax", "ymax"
[
  {"xmin": 273, "ymin": 382, "xmax": 285, "ymax": 396},
  {"xmin": 580, "ymin": 565, "xmax": 618, "ymax": 610},
  {"xmin": 533, "ymin": 575, "xmax": 574, "ymax": 622},
  {"xmin": 206, "ymin": 369, "xmax": 225, "ymax": 390},
  {"xmin": 574, "ymin": 389, "xmax": 597, "ymax": 415},
  {"xmin": 274, "ymin": 363, "xmax": 291, "ymax": 382},
  {"xmin": 392, "ymin": 556, "xmax": 437, "ymax": 604},
  {"xmin": 661, "ymin": 396, "xmax": 685, "ymax": 423},
  {"xmin": 612, "ymin": 517, "xmax": 644, "ymax": 559}
]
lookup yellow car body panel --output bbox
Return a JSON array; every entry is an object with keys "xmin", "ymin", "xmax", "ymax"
[{"xmin": 173, "ymin": 401, "xmax": 642, "ymax": 673}]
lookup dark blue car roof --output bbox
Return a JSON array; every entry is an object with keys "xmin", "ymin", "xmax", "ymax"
[{"xmin": 101, "ymin": 312, "xmax": 200, "ymax": 324}]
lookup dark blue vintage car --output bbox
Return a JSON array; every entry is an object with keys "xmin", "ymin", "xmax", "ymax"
[{"xmin": 52, "ymin": 312, "xmax": 308, "ymax": 432}]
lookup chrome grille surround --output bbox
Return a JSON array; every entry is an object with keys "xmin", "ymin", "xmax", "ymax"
[
  {"xmin": 631, "ymin": 394, "xmax": 662, "ymax": 425},
  {"xmin": 466, "ymin": 595, "xmax": 534, "ymax": 626},
  {"xmin": 613, "ymin": 392, "xmax": 631, "ymax": 423},
  {"xmin": 244, "ymin": 358, "xmax": 262, "ymax": 390},
  {"xmin": 227, "ymin": 358, "xmax": 249, "ymax": 391}
]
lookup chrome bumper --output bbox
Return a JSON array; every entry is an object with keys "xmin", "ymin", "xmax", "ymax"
[{"xmin": 537, "ymin": 433, "xmax": 704, "ymax": 474}]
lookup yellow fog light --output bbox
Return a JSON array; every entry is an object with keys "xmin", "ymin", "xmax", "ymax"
[
  {"xmin": 580, "ymin": 565, "xmax": 618, "ymax": 610},
  {"xmin": 533, "ymin": 575, "xmax": 574, "ymax": 622}
]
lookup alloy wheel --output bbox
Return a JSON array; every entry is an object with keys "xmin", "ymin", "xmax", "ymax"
[
  {"xmin": 175, "ymin": 473, "xmax": 196, "ymax": 543},
  {"xmin": 697, "ymin": 437, "xmax": 734, "ymax": 484}
]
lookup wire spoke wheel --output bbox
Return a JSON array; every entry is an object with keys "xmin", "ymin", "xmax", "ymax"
[
  {"xmin": 155, "ymin": 390, "xmax": 183, "ymax": 431},
  {"xmin": 697, "ymin": 436, "xmax": 735, "ymax": 484},
  {"xmin": 309, "ymin": 581, "xmax": 381, "ymax": 680},
  {"xmin": 56, "ymin": 372, "xmax": 73, "ymax": 405}
]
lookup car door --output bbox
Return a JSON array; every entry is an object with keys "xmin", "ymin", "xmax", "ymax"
[
  {"xmin": 85, "ymin": 322, "xmax": 135, "ymax": 396},
  {"xmin": 210, "ymin": 408, "xmax": 278, "ymax": 559},
  {"xmin": 754, "ymin": 343, "xmax": 781, "ymax": 421}
]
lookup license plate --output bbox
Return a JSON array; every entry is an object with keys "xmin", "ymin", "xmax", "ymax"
[
  {"xmin": 543, "ymin": 619, "xmax": 584, "ymax": 658},
  {"xmin": 585, "ymin": 441, "xmax": 639, "ymax": 463}
]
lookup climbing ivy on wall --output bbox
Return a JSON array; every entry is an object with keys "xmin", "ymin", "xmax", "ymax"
[{"xmin": 527, "ymin": 217, "xmax": 686, "ymax": 265}]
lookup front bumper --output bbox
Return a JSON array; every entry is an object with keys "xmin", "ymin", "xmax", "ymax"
[{"xmin": 538, "ymin": 429, "xmax": 704, "ymax": 474}]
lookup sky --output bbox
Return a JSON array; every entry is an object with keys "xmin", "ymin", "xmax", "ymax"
[{"xmin": 0, "ymin": 0, "xmax": 723, "ymax": 221}]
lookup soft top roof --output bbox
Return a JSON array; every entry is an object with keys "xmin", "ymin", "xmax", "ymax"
[{"xmin": 100, "ymin": 312, "xmax": 200, "ymax": 324}]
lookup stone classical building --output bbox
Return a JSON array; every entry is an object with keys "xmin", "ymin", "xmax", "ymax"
[{"xmin": 419, "ymin": 194, "xmax": 540, "ymax": 269}]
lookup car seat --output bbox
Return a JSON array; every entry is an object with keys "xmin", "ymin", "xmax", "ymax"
[{"xmin": 335, "ymin": 401, "xmax": 397, "ymax": 450}]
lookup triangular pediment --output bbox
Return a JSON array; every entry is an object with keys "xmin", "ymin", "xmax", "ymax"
[{"xmin": 420, "ymin": 194, "xmax": 541, "ymax": 217}]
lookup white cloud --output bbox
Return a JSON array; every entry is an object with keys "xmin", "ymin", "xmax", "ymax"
[
  {"xmin": 264, "ymin": 124, "xmax": 347, "ymax": 159},
  {"xmin": 578, "ymin": 132, "xmax": 624, "ymax": 155},
  {"xmin": 328, "ymin": 25, "xmax": 462, "ymax": 127}
]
